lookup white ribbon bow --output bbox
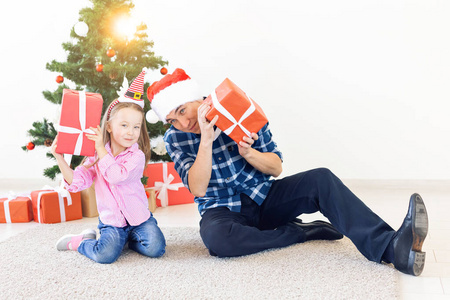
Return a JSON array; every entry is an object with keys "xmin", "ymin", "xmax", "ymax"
[
  {"xmin": 210, "ymin": 89, "xmax": 256, "ymax": 138},
  {"xmin": 151, "ymin": 163, "xmax": 184, "ymax": 207},
  {"xmin": 36, "ymin": 185, "xmax": 72, "ymax": 223},
  {"xmin": 57, "ymin": 91, "xmax": 94, "ymax": 156},
  {"xmin": 1, "ymin": 191, "xmax": 30, "ymax": 223}
]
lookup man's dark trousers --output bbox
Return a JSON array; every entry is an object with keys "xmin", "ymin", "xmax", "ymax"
[{"xmin": 199, "ymin": 167, "xmax": 395, "ymax": 262}]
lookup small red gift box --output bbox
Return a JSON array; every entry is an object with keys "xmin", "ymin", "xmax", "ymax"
[
  {"xmin": 31, "ymin": 188, "xmax": 82, "ymax": 224},
  {"xmin": 143, "ymin": 162, "xmax": 194, "ymax": 207},
  {"xmin": 56, "ymin": 89, "xmax": 103, "ymax": 156},
  {"xmin": 205, "ymin": 78, "xmax": 268, "ymax": 144},
  {"xmin": 0, "ymin": 194, "xmax": 33, "ymax": 223}
]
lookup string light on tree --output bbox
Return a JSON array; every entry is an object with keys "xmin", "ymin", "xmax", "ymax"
[{"xmin": 96, "ymin": 63, "xmax": 103, "ymax": 72}]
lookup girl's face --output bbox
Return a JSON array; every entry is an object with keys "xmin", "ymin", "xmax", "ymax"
[{"xmin": 107, "ymin": 107, "xmax": 143, "ymax": 155}]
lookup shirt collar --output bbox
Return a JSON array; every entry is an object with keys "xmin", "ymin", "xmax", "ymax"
[{"xmin": 104, "ymin": 141, "xmax": 139, "ymax": 157}]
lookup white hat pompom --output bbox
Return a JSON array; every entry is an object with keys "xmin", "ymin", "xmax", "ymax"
[{"xmin": 146, "ymin": 109, "xmax": 160, "ymax": 124}]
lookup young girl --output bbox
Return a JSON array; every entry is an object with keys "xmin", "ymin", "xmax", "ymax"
[{"xmin": 52, "ymin": 99, "xmax": 166, "ymax": 264}]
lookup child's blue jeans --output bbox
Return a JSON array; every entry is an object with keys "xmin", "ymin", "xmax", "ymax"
[{"xmin": 78, "ymin": 215, "xmax": 166, "ymax": 264}]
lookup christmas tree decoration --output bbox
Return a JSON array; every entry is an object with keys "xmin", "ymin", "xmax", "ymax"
[
  {"xmin": 44, "ymin": 138, "xmax": 53, "ymax": 147},
  {"xmin": 74, "ymin": 21, "xmax": 89, "ymax": 37},
  {"xmin": 26, "ymin": 142, "xmax": 35, "ymax": 150},
  {"xmin": 152, "ymin": 138, "xmax": 167, "ymax": 155},
  {"xmin": 109, "ymin": 71, "xmax": 118, "ymax": 80},
  {"xmin": 96, "ymin": 63, "xmax": 103, "ymax": 72},
  {"xmin": 160, "ymin": 67, "xmax": 168, "ymax": 75},
  {"xmin": 106, "ymin": 48, "xmax": 116, "ymax": 57},
  {"xmin": 56, "ymin": 75, "xmax": 64, "ymax": 83}
]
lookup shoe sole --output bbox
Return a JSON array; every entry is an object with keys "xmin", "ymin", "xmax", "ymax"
[{"xmin": 409, "ymin": 193, "xmax": 428, "ymax": 276}]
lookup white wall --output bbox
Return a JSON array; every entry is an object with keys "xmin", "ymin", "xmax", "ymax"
[{"xmin": 1, "ymin": 0, "xmax": 449, "ymax": 180}]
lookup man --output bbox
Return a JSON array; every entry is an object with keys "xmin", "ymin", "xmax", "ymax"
[{"xmin": 146, "ymin": 68, "xmax": 428, "ymax": 276}]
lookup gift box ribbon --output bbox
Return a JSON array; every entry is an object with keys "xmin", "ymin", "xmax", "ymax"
[
  {"xmin": 210, "ymin": 89, "xmax": 255, "ymax": 138},
  {"xmin": 37, "ymin": 185, "xmax": 73, "ymax": 223},
  {"xmin": 58, "ymin": 91, "xmax": 94, "ymax": 156},
  {"xmin": 151, "ymin": 163, "xmax": 184, "ymax": 207},
  {"xmin": 1, "ymin": 191, "xmax": 30, "ymax": 223}
]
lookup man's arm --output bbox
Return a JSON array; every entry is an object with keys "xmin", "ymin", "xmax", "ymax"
[
  {"xmin": 238, "ymin": 133, "xmax": 283, "ymax": 177},
  {"xmin": 187, "ymin": 102, "xmax": 218, "ymax": 197}
]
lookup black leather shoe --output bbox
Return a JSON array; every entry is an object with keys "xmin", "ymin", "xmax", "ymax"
[
  {"xmin": 290, "ymin": 218, "xmax": 343, "ymax": 241},
  {"xmin": 392, "ymin": 193, "xmax": 428, "ymax": 276}
]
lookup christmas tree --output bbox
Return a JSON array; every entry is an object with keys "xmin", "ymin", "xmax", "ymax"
[{"xmin": 23, "ymin": 0, "xmax": 171, "ymax": 180}]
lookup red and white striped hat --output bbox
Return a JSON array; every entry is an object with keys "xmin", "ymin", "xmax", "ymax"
[
  {"xmin": 118, "ymin": 68, "xmax": 147, "ymax": 108},
  {"xmin": 147, "ymin": 68, "xmax": 202, "ymax": 123},
  {"xmin": 107, "ymin": 68, "xmax": 147, "ymax": 119}
]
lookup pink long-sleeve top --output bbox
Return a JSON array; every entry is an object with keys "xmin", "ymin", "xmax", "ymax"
[{"xmin": 65, "ymin": 142, "xmax": 150, "ymax": 227}]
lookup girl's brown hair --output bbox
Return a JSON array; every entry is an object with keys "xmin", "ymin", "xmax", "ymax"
[{"xmin": 102, "ymin": 101, "xmax": 151, "ymax": 165}]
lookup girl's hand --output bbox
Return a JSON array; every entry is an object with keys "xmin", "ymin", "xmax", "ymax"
[
  {"xmin": 86, "ymin": 126, "xmax": 104, "ymax": 151},
  {"xmin": 50, "ymin": 136, "xmax": 64, "ymax": 159},
  {"xmin": 238, "ymin": 132, "xmax": 259, "ymax": 158},
  {"xmin": 198, "ymin": 102, "xmax": 218, "ymax": 145}
]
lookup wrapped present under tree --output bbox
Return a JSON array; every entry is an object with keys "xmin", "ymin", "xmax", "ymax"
[
  {"xmin": 0, "ymin": 193, "xmax": 33, "ymax": 223},
  {"xmin": 144, "ymin": 162, "xmax": 194, "ymax": 207},
  {"xmin": 31, "ymin": 187, "xmax": 82, "ymax": 224}
]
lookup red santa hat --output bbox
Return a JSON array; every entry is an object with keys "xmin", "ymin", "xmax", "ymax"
[{"xmin": 146, "ymin": 68, "xmax": 202, "ymax": 123}]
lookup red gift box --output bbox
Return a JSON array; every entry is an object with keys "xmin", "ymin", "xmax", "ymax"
[
  {"xmin": 31, "ymin": 188, "xmax": 82, "ymax": 224},
  {"xmin": 0, "ymin": 194, "xmax": 33, "ymax": 223},
  {"xmin": 143, "ymin": 162, "xmax": 194, "ymax": 207},
  {"xmin": 56, "ymin": 89, "xmax": 103, "ymax": 156},
  {"xmin": 205, "ymin": 78, "xmax": 268, "ymax": 144}
]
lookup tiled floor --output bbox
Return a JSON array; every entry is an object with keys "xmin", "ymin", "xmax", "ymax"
[{"xmin": 1, "ymin": 178, "xmax": 449, "ymax": 299}]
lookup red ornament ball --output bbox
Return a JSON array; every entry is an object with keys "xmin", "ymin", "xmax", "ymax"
[
  {"xmin": 160, "ymin": 67, "xmax": 168, "ymax": 75},
  {"xmin": 56, "ymin": 75, "xmax": 64, "ymax": 83},
  {"xmin": 96, "ymin": 64, "xmax": 103, "ymax": 72},
  {"xmin": 106, "ymin": 48, "xmax": 115, "ymax": 57},
  {"xmin": 26, "ymin": 142, "xmax": 35, "ymax": 150}
]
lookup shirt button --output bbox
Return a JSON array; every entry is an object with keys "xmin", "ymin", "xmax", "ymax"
[
  {"xmin": 226, "ymin": 177, "xmax": 230, "ymax": 180},
  {"xmin": 218, "ymin": 157, "xmax": 222, "ymax": 161}
]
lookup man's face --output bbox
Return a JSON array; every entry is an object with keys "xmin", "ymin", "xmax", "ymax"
[{"xmin": 165, "ymin": 100, "xmax": 203, "ymax": 134}]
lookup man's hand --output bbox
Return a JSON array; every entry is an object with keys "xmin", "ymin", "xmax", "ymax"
[
  {"xmin": 197, "ymin": 102, "xmax": 218, "ymax": 145},
  {"xmin": 238, "ymin": 132, "xmax": 258, "ymax": 158}
]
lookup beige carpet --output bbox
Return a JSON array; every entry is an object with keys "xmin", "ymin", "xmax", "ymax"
[{"xmin": 0, "ymin": 222, "xmax": 399, "ymax": 299}]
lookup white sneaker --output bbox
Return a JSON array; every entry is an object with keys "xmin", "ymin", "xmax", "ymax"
[{"xmin": 56, "ymin": 229, "xmax": 97, "ymax": 251}]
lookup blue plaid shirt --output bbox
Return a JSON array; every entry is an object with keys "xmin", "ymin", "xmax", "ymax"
[{"xmin": 164, "ymin": 123, "xmax": 283, "ymax": 215}]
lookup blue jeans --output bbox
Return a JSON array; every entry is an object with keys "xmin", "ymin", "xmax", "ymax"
[
  {"xmin": 78, "ymin": 216, "xmax": 166, "ymax": 264},
  {"xmin": 200, "ymin": 168, "xmax": 395, "ymax": 262}
]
